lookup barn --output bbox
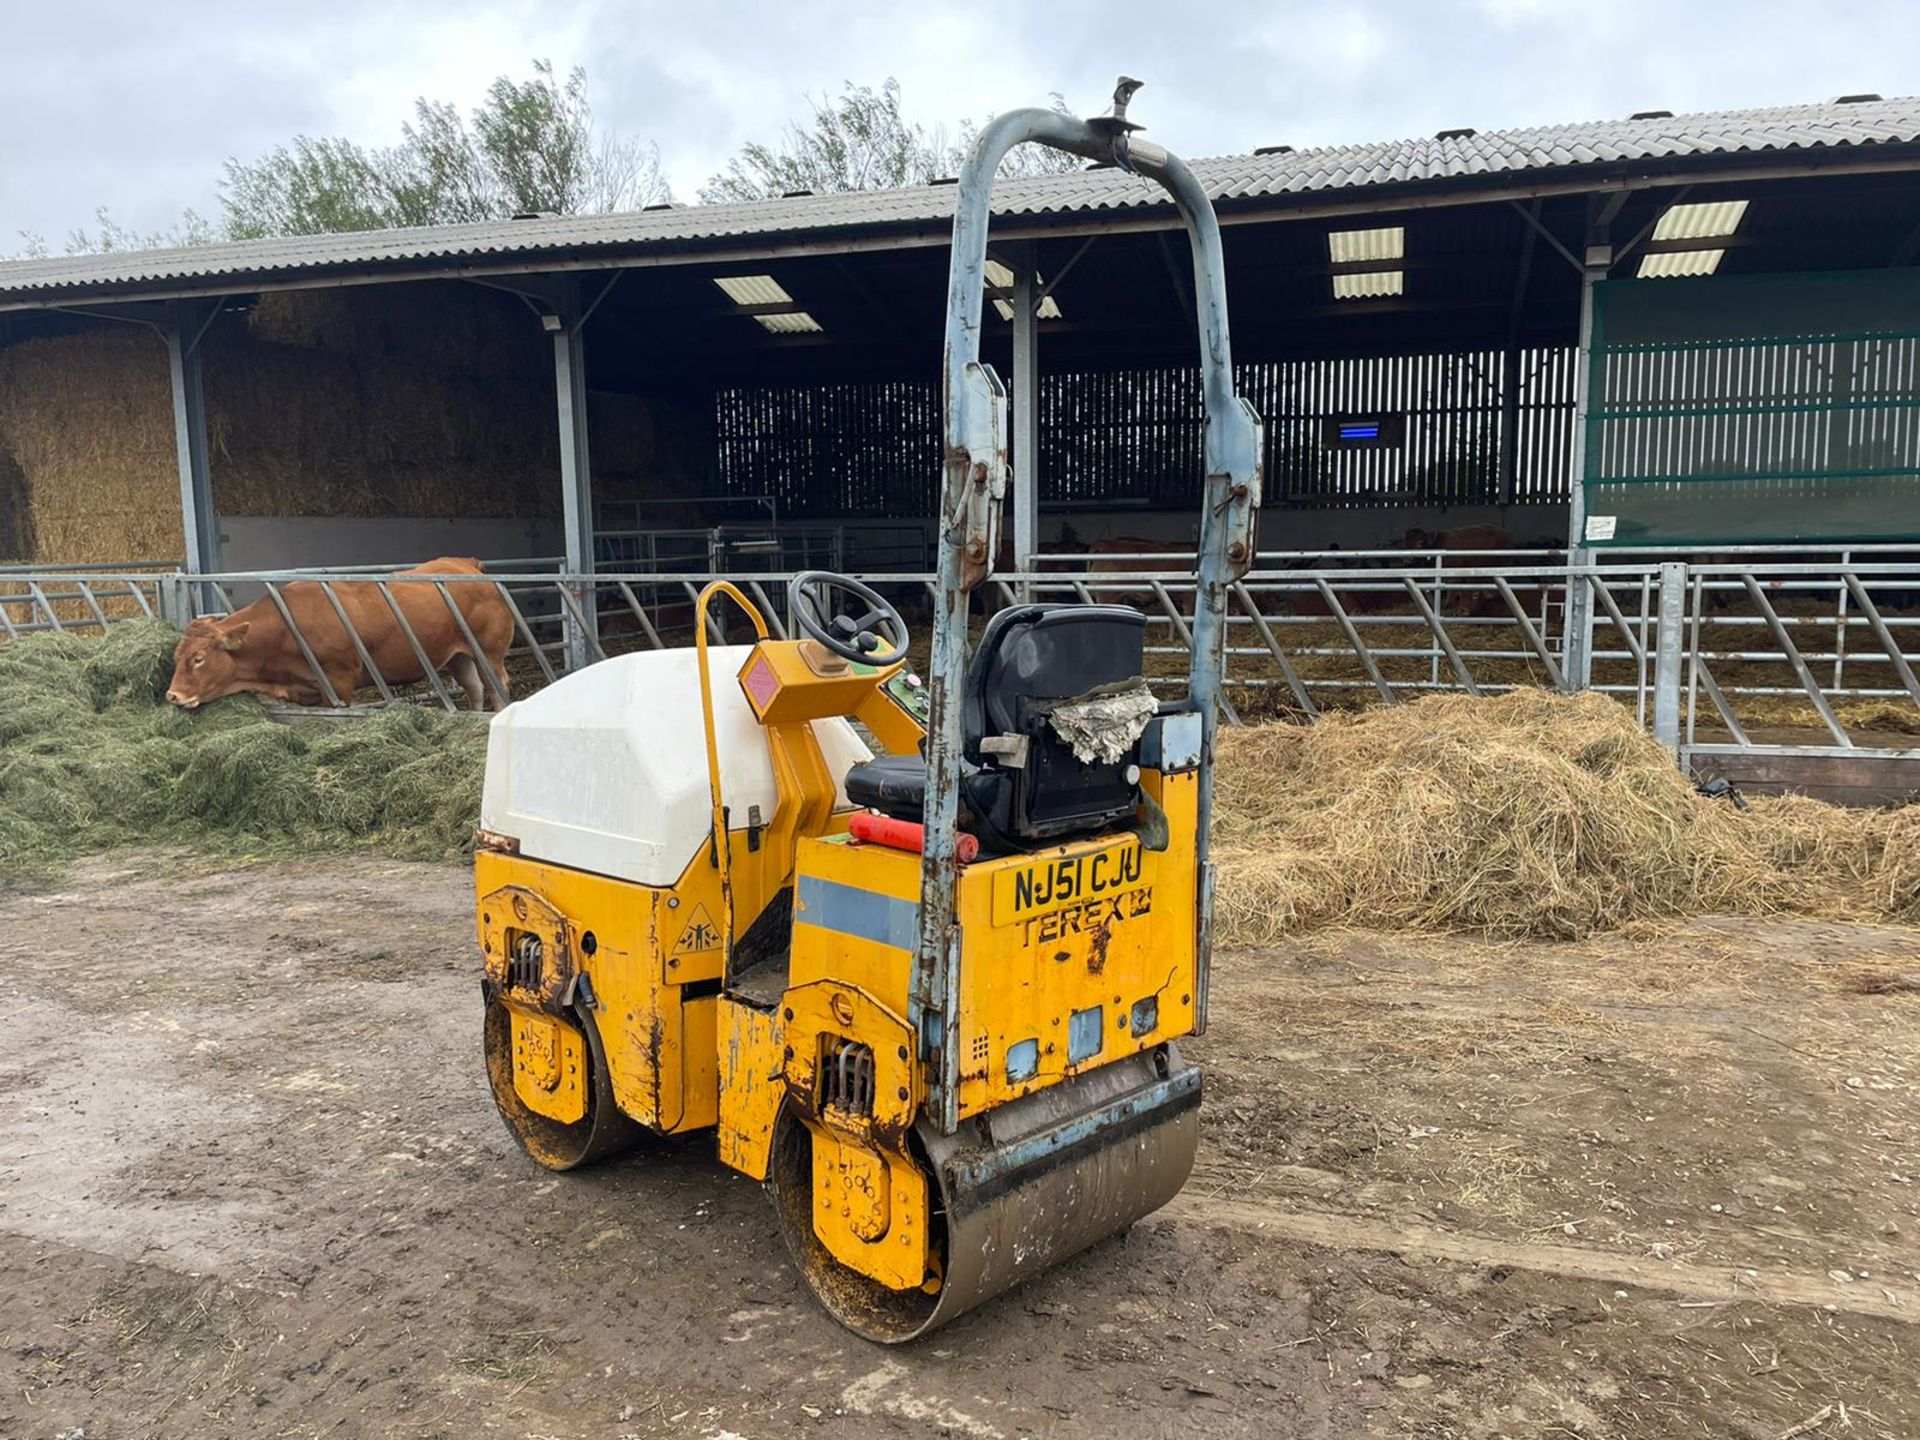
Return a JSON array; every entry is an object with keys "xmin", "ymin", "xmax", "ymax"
[{"xmin": 1, "ymin": 93, "xmax": 1917, "ymax": 791}]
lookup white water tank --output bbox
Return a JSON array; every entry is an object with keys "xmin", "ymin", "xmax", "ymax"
[{"xmin": 480, "ymin": 647, "xmax": 871, "ymax": 886}]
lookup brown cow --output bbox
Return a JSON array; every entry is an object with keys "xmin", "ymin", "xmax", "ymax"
[{"xmin": 166, "ymin": 556, "xmax": 515, "ymax": 711}]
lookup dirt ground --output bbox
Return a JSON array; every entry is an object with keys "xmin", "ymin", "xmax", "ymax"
[{"xmin": 1, "ymin": 854, "xmax": 1916, "ymax": 1440}]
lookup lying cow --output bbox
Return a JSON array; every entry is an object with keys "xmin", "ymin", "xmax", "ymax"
[{"xmin": 166, "ymin": 556, "xmax": 515, "ymax": 711}]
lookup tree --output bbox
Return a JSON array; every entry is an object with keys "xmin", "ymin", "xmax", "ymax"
[
  {"xmin": 219, "ymin": 60, "xmax": 670, "ymax": 239},
  {"xmin": 14, "ymin": 207, "xmax": 214, "ymax": 259},
  {"xmin": 701, "ymin": 80, "xmax": 1082, "ymax": 203}
]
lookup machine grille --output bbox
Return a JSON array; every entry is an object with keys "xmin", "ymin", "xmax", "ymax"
[
  {"xmin": 823, "ymin": 1039, "xmax": 876, "ymax": 1117},
  {"xmin": 507, "ymin": 931, "xmax": 545, "ymax": 992}
]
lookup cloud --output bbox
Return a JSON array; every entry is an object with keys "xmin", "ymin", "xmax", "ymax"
[{"xmin": 2, "ymin": 0, "xmax": 1914, "ymax": 245}]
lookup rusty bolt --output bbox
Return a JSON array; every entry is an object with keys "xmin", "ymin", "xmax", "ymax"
[
  {"xmin": 783, "ymin": 1007, "xmax": 794, "ymax": 1022},
  {"xmin": 896, "ymin": 1086, "xmax": 909, "ymax": 1101},
  {"xmin": 896, "ymin": 1045, "xmax": 908, "ymax": 1061},
  {"xmin": 783, "ymin": 1046, "xmax": 793, "ymax": 1061},
  {"xmin": 1228, "ymin": 541, "xmax": 1248, "ymax": 563},
  {"xmin": 965, "ymin": 539, "xmax": 986, "ymax": 561},
  {"xmin": 1182, "ymin": 993, "xmax": 1191, "ymax": 1005}
]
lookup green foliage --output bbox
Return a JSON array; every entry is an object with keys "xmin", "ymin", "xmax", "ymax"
[
  {"xmin": 15, "ymin": 207, "xmax": 215, "ymax": 260},
  {"xmin": 0, "ymin": 622, "xmax": 484, "ymax": 883},
  {"xmin": 221, "ymin": 60, "xmax": 669, "ymax": 239},
  {"xmin": 29, "ymin": 66, "xmax": 1089, "ymax": 256},
  {"xmin": 702, "ymin": 79, "xmax": 1082, "ymax": 203}
]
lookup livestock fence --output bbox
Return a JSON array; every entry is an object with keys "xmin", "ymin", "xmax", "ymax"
[{"xmin": 4, "ymin": 548, "xmax": 1918, "ymax": 772}]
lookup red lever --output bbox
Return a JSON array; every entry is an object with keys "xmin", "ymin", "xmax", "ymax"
[{"xmin": 849, "ymin": 811, "xmax": 981, "ymax": 864}]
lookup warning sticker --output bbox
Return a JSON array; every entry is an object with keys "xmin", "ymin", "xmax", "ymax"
[
  {"xmin": 671, "ymin": 903, "xmax": 722, "ymax": 956},
  {"xmin": 741, "ymin": 655, "xmax": 780, "ymax": 710},
  {"xmin": 1584, "ymin": 514, "xmax": 1618, "ymax": 542}
]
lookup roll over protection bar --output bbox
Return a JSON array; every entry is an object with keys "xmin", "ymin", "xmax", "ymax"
[{"xmin": 914, "ymin": 78, "xmax": 1264, "ymax": 1133}]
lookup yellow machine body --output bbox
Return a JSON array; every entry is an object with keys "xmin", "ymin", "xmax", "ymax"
[
  {"xmin": 473, "ymin": 79, "xmax": 1260, "ymax": 1344},
  {"xmin": 478, "ymin": 589, "xmax": 1206, "ymax": 1340}
]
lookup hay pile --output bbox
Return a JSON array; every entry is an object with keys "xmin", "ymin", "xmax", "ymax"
[
  {"xmin": 4, "ymin": 625, "xmax": 1914, "ymax": 944},
  {"xmin": 0, "ymin": 622, "xmax": 484, "ymax": 881},
  {"xmin": 1210, "ymin": 688, "xmax": 1919, "ymax": 943}
]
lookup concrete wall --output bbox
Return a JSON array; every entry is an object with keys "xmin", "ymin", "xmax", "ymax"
[
  {"xmin": 1046, "ymin": 502, "xmax": 1571, "ymax": 555},
  {"xmin": 217, "ymin": 516, "xmax": 556, "ymax": 572},
  {"xmin": 214, "ymin": 504, "xmax": 1574, "ymax": 575}
]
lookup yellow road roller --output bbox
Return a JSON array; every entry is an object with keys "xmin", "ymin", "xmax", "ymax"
[{"xmin": 473, "ymin": 77, "xmax": 1264, "ymax": 1341}]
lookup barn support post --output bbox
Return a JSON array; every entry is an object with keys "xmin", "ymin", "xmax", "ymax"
[
  {"xmin": 548, "ymin": 277, "xmax": 600, "ymax": 671},
  {"xmin": 474, "ymin": 270, "xmax": 618, "ymax": 671},
  {"xmin": 1562, "ymin": 262, "xmax": 1600, "ymax": 688},
  {"xmin": 1562, "ymin": 200, "xmax": 1619, "ymax": 690},
  {"xmin": 1010, "ymin": 243, "xmax": 1041, "ymax": 588},
  {"xmin": 164, "ymin": 299, "xmax": 222, "ymax": 604}
]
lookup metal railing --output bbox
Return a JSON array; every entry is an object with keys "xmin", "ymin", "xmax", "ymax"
[
  {"xmin": 0, "ymin": 567, "xmax": 172, "ymax": 639},
  {"xmin": 3, "ymin": 556, "xmax": 1916, "ymax": 763}
]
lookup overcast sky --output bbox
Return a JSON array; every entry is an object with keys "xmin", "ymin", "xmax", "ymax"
[{"xmin": 4, "ymin": 0, "xmax": 1915, "ymax": 246}]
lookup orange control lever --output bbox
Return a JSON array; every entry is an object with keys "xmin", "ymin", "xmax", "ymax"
[{"xmin": 849, "ymin": 811, "xmax": 980, "ymax": 864}]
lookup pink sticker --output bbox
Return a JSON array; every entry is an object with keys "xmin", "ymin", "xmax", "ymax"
[{"xmin": 743, "ymin": 656, "xmax": 780, "ymax": 709}]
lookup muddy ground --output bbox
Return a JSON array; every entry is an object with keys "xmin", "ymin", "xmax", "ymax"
[{"xmin": 1, "ymin": 854, "xmax": 1915, "ymax": 1439}]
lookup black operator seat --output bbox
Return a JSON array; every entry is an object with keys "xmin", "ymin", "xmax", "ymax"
[{"xmin": 844, "ymin": 604, "xmax": 1150, "ymax": 851}]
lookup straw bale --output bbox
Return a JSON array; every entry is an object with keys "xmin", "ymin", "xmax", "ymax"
[{"xmin": 0, "ymin": 326, "xmax": 181, "ymax": 562}]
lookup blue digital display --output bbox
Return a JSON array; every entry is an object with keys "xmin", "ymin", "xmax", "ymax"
[{"xmin": 1338, "ymin": 422, "xmax": 1381, "ymax": 441}]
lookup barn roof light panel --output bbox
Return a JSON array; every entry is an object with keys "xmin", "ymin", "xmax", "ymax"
[
  {"xmin": 713, "ymin": 275, "xmax": 823, "ymax": 332},
  {"xmin": 1328, "ymin": 226, "xmax": 1405, "ymax": 301},
  {"xmin": 754, "ymin": 311, "xmax": 824, "ymax": 333},
  {"xmin": 1638, "ymin": 199, "xmax": 1747, "ymax": 278},
  {"xmin": 1332, "ymin": 270, "xmax": 1406, "ymax": 299},
  {"xmin": 1327, "ymin": 226, "xmax": 1405, "ymax": 264},
  {"xmin": 1637, "ymin": 249, "xmax": 1726, "ymax": 279},
  {"xmin": 992, "ymin": 296, "xmax": 1064, "ymax": 321},
  {"xmin": 1651, "ymin": 199, "xmax": 1749, "ymax": 241},
  {"xmin": 985, "ymin": 259, "xmax": 1063, "ymax": 321},
  {"xmin": 712, "ymin": 274, "xmax": 792, "ymax": 306}
]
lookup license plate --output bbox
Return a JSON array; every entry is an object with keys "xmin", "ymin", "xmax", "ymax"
[{"xmin": 992, "ymin": 839, "xmax": 1148, "ymax": 925}]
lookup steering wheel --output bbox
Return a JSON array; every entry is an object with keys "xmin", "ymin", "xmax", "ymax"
[{"xmin": 788, "ymin": 571, "xmax": 911, "ymax": 666}]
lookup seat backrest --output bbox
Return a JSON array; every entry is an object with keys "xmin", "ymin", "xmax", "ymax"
[
  {"xmin": 962, "ymin": 604, "xmax": 1148, "ymax": 840},
  {"xmin": 963, "ymin": 604, "xmax": 1147, "ymax": 754}
]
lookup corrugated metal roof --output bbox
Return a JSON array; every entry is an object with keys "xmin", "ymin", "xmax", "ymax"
[{"xmin": 3, "ymin": 95, "xmax": 1916, "ymax": 304}]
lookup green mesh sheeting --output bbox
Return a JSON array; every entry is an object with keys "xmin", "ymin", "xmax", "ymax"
[{"xmin": 1582, "ymin": 268, "xmax": 1920, "ymax": 546}]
